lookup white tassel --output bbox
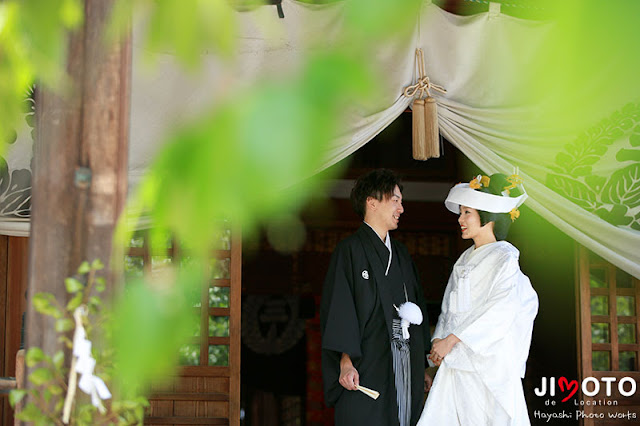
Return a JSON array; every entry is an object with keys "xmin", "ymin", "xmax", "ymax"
[{"xmin": 395, "ymin": 302, "xmax": 423, "ymax": 339}]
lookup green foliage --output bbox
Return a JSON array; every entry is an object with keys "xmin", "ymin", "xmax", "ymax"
[
  {"xmin": 122, "ymin": 50, "xmax": 372, "ymax": 258},
  {"xmin": 110, "ymin": 267, "xmax": 201, "ymax": 398},
  {"xmin": 107, "ymin": 0, "xmax": 429, "ymax": 402},
  {"xmin": 66, "ymin": 291, "xmax": 84, "ymax": 311},
  {"xmin": 25, "ymin": 347, "xmax": 46, "ymax": 367},
  {"xmin": 94, "ymin": 277, "xmax": 106, "ymax": 293},
  {"xmin": 10, "ymin": 261, "xmax": 148, "ymax": 425},
  {"xmin": 55, "ymin": 318, "xmax": 75, "ymax": 332},
  {"xmin": 9, "ymin": 389, "xmax": 27, "ymax": 407},
  {"xmin": 110, "ymin": 0, "xmax": 240, "ymax": 67},
  {"xmin": 77, "ymin": 261, "xmax": 91, "ymax": 275},
  {"xmin": 3, "ymin": 0, "xmax": 546, "ymax": 419},
  {"xmin": 529, "ymin": 0, "xmax": 640, "ymax": 132},
  {"xmin": 32, "ymin": 293, "xmax": 63, "ymax": 319},
  {"xmin": 343, "ymin": 0, "xmax": 422, "ymax": 43},
  {"xmin": 28, "ymin": 368, "xmax": 54, "ymax": 387},
  {"xmin": 0, "ymin": 0, "xmax": 83, "ymax": 152},
  {"xmin": 65, "ymin": 277, "xmax": 84, "ymax": 293}
]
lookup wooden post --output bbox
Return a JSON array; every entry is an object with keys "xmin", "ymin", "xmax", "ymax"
[
  {"xmin": 24, "ymin": 0, "xmax": 130, "ymax": 407},
  {"xmin": 229, "ymin": 229, "xmax": 242, "ymax": 426}
]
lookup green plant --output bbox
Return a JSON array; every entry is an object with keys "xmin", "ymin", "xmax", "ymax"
[{"xmin": 9, "ymin": 260, "xmax": 149, "ymax": 425}]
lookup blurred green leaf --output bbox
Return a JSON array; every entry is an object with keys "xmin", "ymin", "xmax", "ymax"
[
  {"xmin": 121, "ymin": 400, "xmax": 141, "ymax": 410},
  {"xmin": 111, "ymin": 269, "xmax": 201, "ymax": 397},
  {"xmin": 55, "ymin": 318, "xmax": 74, "ymax": 332},
  {"xmin": 52, "ymin": 350, "xmax": 64, "ymax": 369},
  {"xmin": 114, "ymin": 0, "xmax": 238, "ymax": 68},
  {"xmin": 54, "ymin": 398, "xmax": 64, "ymax": 413},
  {"xmin": 9, "ymin": 389, "xmax": 27, "ymax": 408},
  {"xmin": 95, "ymin": 277, "xmax": 106, "ymax": 292},
  {"xmin": 29, "ymin": 367, "xmax": 53, "ymax": 386},
  {"xmin": 529, "ymin": 0, "xmax": 640, "ymax": 133},
  {"xmin": 127, "ymin": 50, "xmax": 373, "ymax": 258},
  {"xmin": 0, "ymin": 0, "xmax": 86, "ymax": 157},
  {"xmin": 76, "ymin": 403, "xmax": 94, "ymax": 423},
  {"xmin": 77, "ymin": 261, "xmax": 91, "ymax": 275},
  {"xmin": 49, "ymin": 384, "xmax": 63, "ymax": 396},
  {"xmin": 135, "ymin": 405, "xmax": 145, "ymax": 421},
  {"xmin": 91, "ymin": 258, "xmax": 104, "ymax": 270},
  {"xmin": 65, "ymin": 277, "xmax": 84, "ymax": 293},
  {"xmin": 18, "ymin": 0, "xmax": 83, "ymax": 82},
  {"xmin": 0, "ymin": 2, "xmax": 35, "ymax": 149},
  {"xmin": 58, "ymin": 335, "xmax": 73, "ymax": 349},
  {"xmin": 343, "ymin": 0, "xmax": 422, "ymax": 43},
  {"xmin": 33, "ymin": 293, "xmax": 63, "ymax": 318},
  {"xmin": 16, "ymin": 402, "xmax": 46, "ymax": 422},
  {"xmin": 60, "ymin": 0, "xmax": 82, "ymax": 27},
  {"xmin": 89, "ymin": 296, "xmax": 102, "ymax": 308},
  {"xmin": 66, "ymin": 291, "xmax": 83, "ymax": 311},
  {"xmin": 25, "ymin": 347, "xmax": 45, "ymax": 367}
]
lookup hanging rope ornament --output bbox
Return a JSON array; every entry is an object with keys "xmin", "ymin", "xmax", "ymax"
[{"xmin": 403, "ymin": 49, "xmax": 446, "ymax": 160}]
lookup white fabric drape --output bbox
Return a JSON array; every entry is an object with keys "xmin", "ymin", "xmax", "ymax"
[
  {"xmin": 414, "ymin": 4, "xmax": 640, "ymax": 278},
  {"xmin": 2, "ymin": 0, "xmax": 638, "ymax": 277}
]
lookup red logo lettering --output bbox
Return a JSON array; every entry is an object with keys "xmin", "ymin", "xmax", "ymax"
[{"xmin": 558, "ymin": 377, "xmax": 578, "ymax": 402}]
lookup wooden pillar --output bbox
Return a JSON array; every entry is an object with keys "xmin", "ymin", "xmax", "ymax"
[
  {"xmin": 25, "ymin": 0, "xmax": 130, "ymax": 384},
  {"xmin": 1, "ymin": 237, "xmax": 29, "ymax": 426}
]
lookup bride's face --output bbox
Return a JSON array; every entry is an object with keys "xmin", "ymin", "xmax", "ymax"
[{"xmin": 458, "ymin": 205, "xmax": 492, "ymax": 241}]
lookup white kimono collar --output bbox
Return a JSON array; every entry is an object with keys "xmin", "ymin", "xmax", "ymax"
[{"xmin": 363, "ymin": 221, "xmax": 392, "ymax": 275}]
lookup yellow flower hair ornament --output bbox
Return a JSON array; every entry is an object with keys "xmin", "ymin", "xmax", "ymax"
[
  {"xmin": 503, "ymin": 174, "xmax": 523, "ymax": 195},
  {"xmin": 469, "ymin": 175, "xmax": 490, "ymax": 190},
  {"xmin": 509, "ymin": 208, "xmax": 521, "ymax": 222}
]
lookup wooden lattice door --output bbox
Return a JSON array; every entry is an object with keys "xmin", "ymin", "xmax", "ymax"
[
  {"xmin": 576, "ymin": 246, "xmax": 640, "ymax": 424},
  {"xmin": 125, "ymin": 227, "xmax": 241, "ymax": 426}
]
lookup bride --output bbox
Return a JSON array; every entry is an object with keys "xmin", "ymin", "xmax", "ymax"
[{"xmin": 417, "ymin": 173, "xmax": 538, "ymax": 426}]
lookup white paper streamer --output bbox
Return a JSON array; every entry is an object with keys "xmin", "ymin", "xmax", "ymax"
[
  {"xmin": 62, "ymin": 306, "xmax": 111, "ymax": 423},
  {"xmin": 72, "ymin": 307, "xmax": 112, "ymax": 408}
]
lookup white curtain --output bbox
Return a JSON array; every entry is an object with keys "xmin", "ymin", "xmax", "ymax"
[{"xmin": 2, "ymin": 0, "xmax": 638, "ymax": 277}]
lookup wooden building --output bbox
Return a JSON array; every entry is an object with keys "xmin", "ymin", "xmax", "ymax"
[{"xmin": 1, "ymin": 1, "xmax": 639, "ymax": 425}]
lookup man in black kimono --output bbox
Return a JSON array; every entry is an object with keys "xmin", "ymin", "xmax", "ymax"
[{"xmin": 320, "ymin": 169, "xmax": 432, "ymax": 426}]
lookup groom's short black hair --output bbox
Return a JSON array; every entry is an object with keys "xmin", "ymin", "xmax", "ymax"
[{"xmin": 350, "ymin": 169, "xmax": 403, "ymax": 219}]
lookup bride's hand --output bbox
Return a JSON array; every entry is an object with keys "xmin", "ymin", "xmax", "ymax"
[
  {"xmin": 428, "ymin": 352, "xmax": 442, "ymax": 367},
  {"xmin": 429, "ymin": 338, "xmax": 443, "ymax": 365},
  {"xmin": 431, "ymin": 334, "xmax": 460, "ymax": 361}
]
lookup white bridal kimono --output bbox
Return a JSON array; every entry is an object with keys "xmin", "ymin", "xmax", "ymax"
[{"xmin": 418, "ymin": 241, "xmax": 538, "ymax": 426}]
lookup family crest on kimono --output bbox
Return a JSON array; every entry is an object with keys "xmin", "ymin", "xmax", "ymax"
[
  {"xmin": 320, "ymin": 169, "xmax": 432, "ymax": 426},
  {"xmin": 418, "ymin": 173, "xmax": 539, "ymax": 426}
]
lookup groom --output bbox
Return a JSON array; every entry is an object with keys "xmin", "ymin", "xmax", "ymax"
[{"xmin": 320, "ymin": 169, "xmax": 432, "ymax": 426}]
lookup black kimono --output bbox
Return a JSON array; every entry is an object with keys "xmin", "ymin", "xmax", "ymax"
[{"xmin": 320, "ymin": 224, "xmax": 431, "ymax": 426}]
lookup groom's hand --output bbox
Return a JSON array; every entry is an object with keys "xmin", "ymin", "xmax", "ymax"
[
  {"xmin": 339, "ymin": 353, "xmax": 360, "ymax": 390},
  {"xmin": 424, "ymin": 370, "xmax": 433, "ymax": 392}
]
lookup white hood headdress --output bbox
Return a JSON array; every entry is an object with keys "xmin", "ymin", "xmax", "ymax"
[{"xmin": 444, "ymin": 175, "xmax": 528, "ymax": 215}]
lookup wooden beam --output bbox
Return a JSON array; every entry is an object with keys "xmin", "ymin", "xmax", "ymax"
[
  {"xmin": 144, "ymin": 417, "xmax": 228, "ymax": 425},
  {"xmin": 3, "ymin": 238, "xmax": 28, "ymax": 425},
  {"xmin": 0, "ymin": 235, "xmax": 7, "ymax": 425},
  {"xmin": 0, "ymin": 378, "xmax": 16, "ymax": 392},
  {"xmin": 25, "ymin": 0, "xmax": 130, "ymax": 403},
  {"xmin": 148, "ymin": 392, "xmax": 229, "ymax": 402},
  {"xmin": 228, "ymin": 230, "xmax": 241, "ymax": 426}
]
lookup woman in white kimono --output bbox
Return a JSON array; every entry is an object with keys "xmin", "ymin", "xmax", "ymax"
[{"xmin": 417, "ymin": 173, "xmax": 538, "ymax": 426}]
